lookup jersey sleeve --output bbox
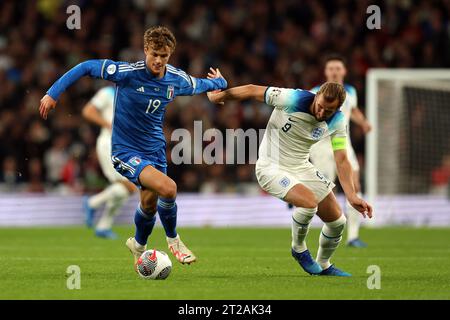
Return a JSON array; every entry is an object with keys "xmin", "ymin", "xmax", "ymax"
[
  {"xmin": 328, "ymin": 111, "xmax": 348, "ymax": 151},
  {"xmin": 264, "ymin": 87, "xmax": 311, "ymax": 113},
  {"xmin": 90, "ymin": 87, "xmax": 113, "ymax": 111},
  {"xmin": 346, "ymin": 85, "xmax": 358, "ymax": 109},
  {"xmin": 175, "ymin": 70, "xmax": 196, "ymax": 96},
  {"xmin": 309, "ymin": 85, "xmax": 320, "ymax": 94},
  {"xmin": 170, "ymin": 66, "xmax": 227, "ymax": 96},
  {"xmin": 46, "ymin": 59, "xmax": 127, "ymax": 101},
  {"xmin": 99, "ymin": 59, "xmax": 131, "ymax": 83}
]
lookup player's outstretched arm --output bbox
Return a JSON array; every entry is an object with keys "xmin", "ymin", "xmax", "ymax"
[
  {"xmin": 334, "ymin": 149, "xmax": 373, "ymax": 218},
  {"xmin": 39, "ymin": 59, "xmax": 116, "ymax": 119},
  {"xmin": 351, "ymin": 108, "xmax": 372, "ymax": 133},
  {"xmin": 184, "ymin": 67, "xmax": 228, "ymax": 96},
  {"xmin": 207, "ymin": 84, "xmax": 267, "ymax": 104}
]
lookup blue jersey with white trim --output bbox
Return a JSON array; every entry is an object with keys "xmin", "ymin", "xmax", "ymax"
[{"xmin": 46, "ymin": 59, "xmax": 227, "ymax": 162}]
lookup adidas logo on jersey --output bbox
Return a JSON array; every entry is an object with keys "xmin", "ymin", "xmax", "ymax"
[{"xmin": 136, "ymin": 87, "xmax": 145, "ymax": 92}]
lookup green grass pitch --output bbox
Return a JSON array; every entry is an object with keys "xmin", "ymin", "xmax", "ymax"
[{"xmin": 0, "ymin": 226, "xmax": 449, "ymax": 299}]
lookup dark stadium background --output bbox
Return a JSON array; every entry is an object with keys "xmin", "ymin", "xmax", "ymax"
[{"xmin": 0, "ymin": 0, "xmax": 449, "ymax": 194}]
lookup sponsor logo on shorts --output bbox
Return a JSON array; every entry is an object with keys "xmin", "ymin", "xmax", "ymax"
[
  {"xmin": 129, "ymin": 156, "xmax": 142, "ymax": 166},
  {"xmin": 279, "ymin": 177, "xmax": 290, "ymax": 188}
]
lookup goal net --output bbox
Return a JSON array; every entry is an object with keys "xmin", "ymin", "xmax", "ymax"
[{"xmin": 366, "ymin": 69, "xmax": 450, "ymax": 226}]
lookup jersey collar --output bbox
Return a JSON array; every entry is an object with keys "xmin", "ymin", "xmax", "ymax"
[{"xmin": 144, "ymin": 62, "xmax": 167, "ymax": 80}]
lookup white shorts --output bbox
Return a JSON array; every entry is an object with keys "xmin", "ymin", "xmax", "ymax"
[
  {"xmin": 96, "ymin": 134, "xmax": 127, "ymax": 183},
  {"xmin": 255, "ymin": 158, "xmax": 335, "ymax": 203},
  {"xmin": 309, "ymin": 139, "xmax": 360, "ymax": 183}
]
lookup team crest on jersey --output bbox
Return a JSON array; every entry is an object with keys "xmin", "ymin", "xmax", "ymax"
[
  {"xmin": 129, "ymin": 156, "xmax": 141, "ymax": 166},
  {"xmin": 167, "ymin": 85, "xmax": 174, "ymax": 99},
  {"xmin": 311, "ymin": 127, "xmax": 325, "ymax": 140},
  {"xmin": 279, "ymin": 177, "xmax": 290, "ymax": 188}
]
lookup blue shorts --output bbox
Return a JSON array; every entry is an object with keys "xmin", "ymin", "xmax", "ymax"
[{"xmin": 111, "ymin": 148, "xmax": 167, "ymax": 187}]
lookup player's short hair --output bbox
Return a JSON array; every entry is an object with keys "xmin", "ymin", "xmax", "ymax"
[
  {"xmin": 144, "ymin": 26, "xmax": 176, "ymax": 52},
  {"xmin": 324, "ymin": 54, "xmax": 347, "ymax": 66},
  {"xmin": 316, "ymin": 82, "xmax": 346, "ymax": 108}
]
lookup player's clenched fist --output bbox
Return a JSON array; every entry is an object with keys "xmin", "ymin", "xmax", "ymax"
[{"xmin": 39, "ymin": 94, "xmax": 57, "ymax": 120}]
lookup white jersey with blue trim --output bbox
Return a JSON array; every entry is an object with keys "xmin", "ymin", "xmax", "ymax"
[
  {"xmin": 310, "ymin": 83, "xmax": 357, "ymax": 127},
  {"xmin": 259, "ymin": 87, "xmax": 347, "ymax": 170}
]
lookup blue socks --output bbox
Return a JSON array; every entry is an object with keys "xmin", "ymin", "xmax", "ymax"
[
  {"xmin": 134, "ymin": 206, "xmax": 156, "ymax": 246},
  {"xmin": 133, "ymin": 198, "xmax": 178, "ymax": 245},
  {"xmin": 157, "ymin": 197, "xmax": 178, "ymax": 238}
]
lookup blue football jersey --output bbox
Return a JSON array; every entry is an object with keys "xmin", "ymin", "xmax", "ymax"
[{"xmin": 46, "ymin": 59, "xmax": 227, "ymax": 162}]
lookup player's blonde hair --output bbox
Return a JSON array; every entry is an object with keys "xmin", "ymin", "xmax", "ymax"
[
  {"xmin": 316, "ymin": 82, "xmax": 346, "ymax": 108},
  {"xmin": 144, "ymin": 26, "xmax": 176, "ymax": 52}
]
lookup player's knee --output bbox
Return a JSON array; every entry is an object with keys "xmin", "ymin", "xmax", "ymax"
[
  {"xmin": 140, "ymin": 201, "xmax": 157, "ymax": 214},
  {"xmin": 122, "ymin": 181, "xmax": 136, "ymax": 194},
  {"xmin": 159, "ymin": 180, "xmax": 177, "ymax": 199},
  {"xmin": 301, "ymin": 196, "xmax": 318, "ymax": 209}
]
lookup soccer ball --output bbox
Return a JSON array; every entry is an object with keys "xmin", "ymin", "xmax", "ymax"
[{"xmin": 136, "ymin": 249, "xmax": 172, "ymax": 280}]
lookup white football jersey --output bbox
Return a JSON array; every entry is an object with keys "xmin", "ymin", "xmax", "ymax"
[
  {"xmin": 309, "ymin": 84, "xmax": 358, "ymax": 170},
  {"xmin": 89, "ymin": 86, "xmax": 115, "ymax": 139},
  {"xmin": 259, "ymin": 87, "xmax": 347, "ymax": 170}
]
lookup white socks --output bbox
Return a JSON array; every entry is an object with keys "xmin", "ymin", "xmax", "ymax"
[
  {"xmin": 291, "ymin": 207, "xmax": 317, "ymax": 253},
  {"xmin": 346, "ymin": 191, "xmax": 362, "ymax": 241},
  {"xmin": 95, "ymin": 183, "xmax": 130, "ymax": 230},
  {"xmin": 316, "ymin": 215, "xmax": 347, "ymax": 269}
]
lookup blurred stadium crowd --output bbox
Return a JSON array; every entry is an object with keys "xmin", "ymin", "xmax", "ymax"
[{"xmin": 0, "ymin": 0, "xmax": 449, "ymax": 194}]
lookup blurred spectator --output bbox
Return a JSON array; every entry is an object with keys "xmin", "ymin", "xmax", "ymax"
[
  {"xmin": 0, "ymin": 0, "xmax": 449, "ymax": 193},
  {"xmin": 0, "ymin": 155, "xmax": 24, "ymax": 192},
  {"xmin": 43, "ymin": 134, "xmax": 70, "ymax": 186},
  {"xmin": 431, "ymin": 155, "xmax": 450, "ymax": 196},
  {"xmin": 26, "ymin": 157, "xmax": 45, "ymax": 193}
]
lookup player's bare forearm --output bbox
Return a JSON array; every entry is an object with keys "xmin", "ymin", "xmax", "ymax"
[
  {"xmin": 350, "ymin": 108, "xmax": 371, "ymax": 133},
  {"xmin": 334, "ymin": 149, "xmax": 373, "ymax": 218},
  {"xmin": 208, "ymin": 84, "xmax": 267, "ymax": 104},
  {"xmin": 335, "ymin": 153, "xmax": 356, "ymax": 200},
  {"xmin": 82, "ymin": 103, "xmax": 111, "ymax": 130}
]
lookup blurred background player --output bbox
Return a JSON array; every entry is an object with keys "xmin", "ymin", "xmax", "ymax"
[
  {"xmin": 207, "ymin": 82, "xmax": 373, "ymax": 277},
  {"xmin": 39, "ymin": 26, "xmax": 227, "ymax": 269},
  {"xmin": 81, "ymin": 86, "xmax": 136, "ymax": 239},
  {"xmin": 309, "ymin": 55, "xmax": 372, "ymax": 248}
]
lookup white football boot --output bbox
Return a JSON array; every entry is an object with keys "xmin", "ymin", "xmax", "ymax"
[
  {"xmin": 167, "ymin": 235, "xmax": 196, "ymax": 264},
  {"xmin": 125, "ymin": 237, "xmax": 146, "ymax": 272}
]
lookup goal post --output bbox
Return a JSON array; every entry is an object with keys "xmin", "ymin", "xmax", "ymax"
[{"xmin": 366, "ymin": 69, "xmax": 450, "ymax": 226}]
